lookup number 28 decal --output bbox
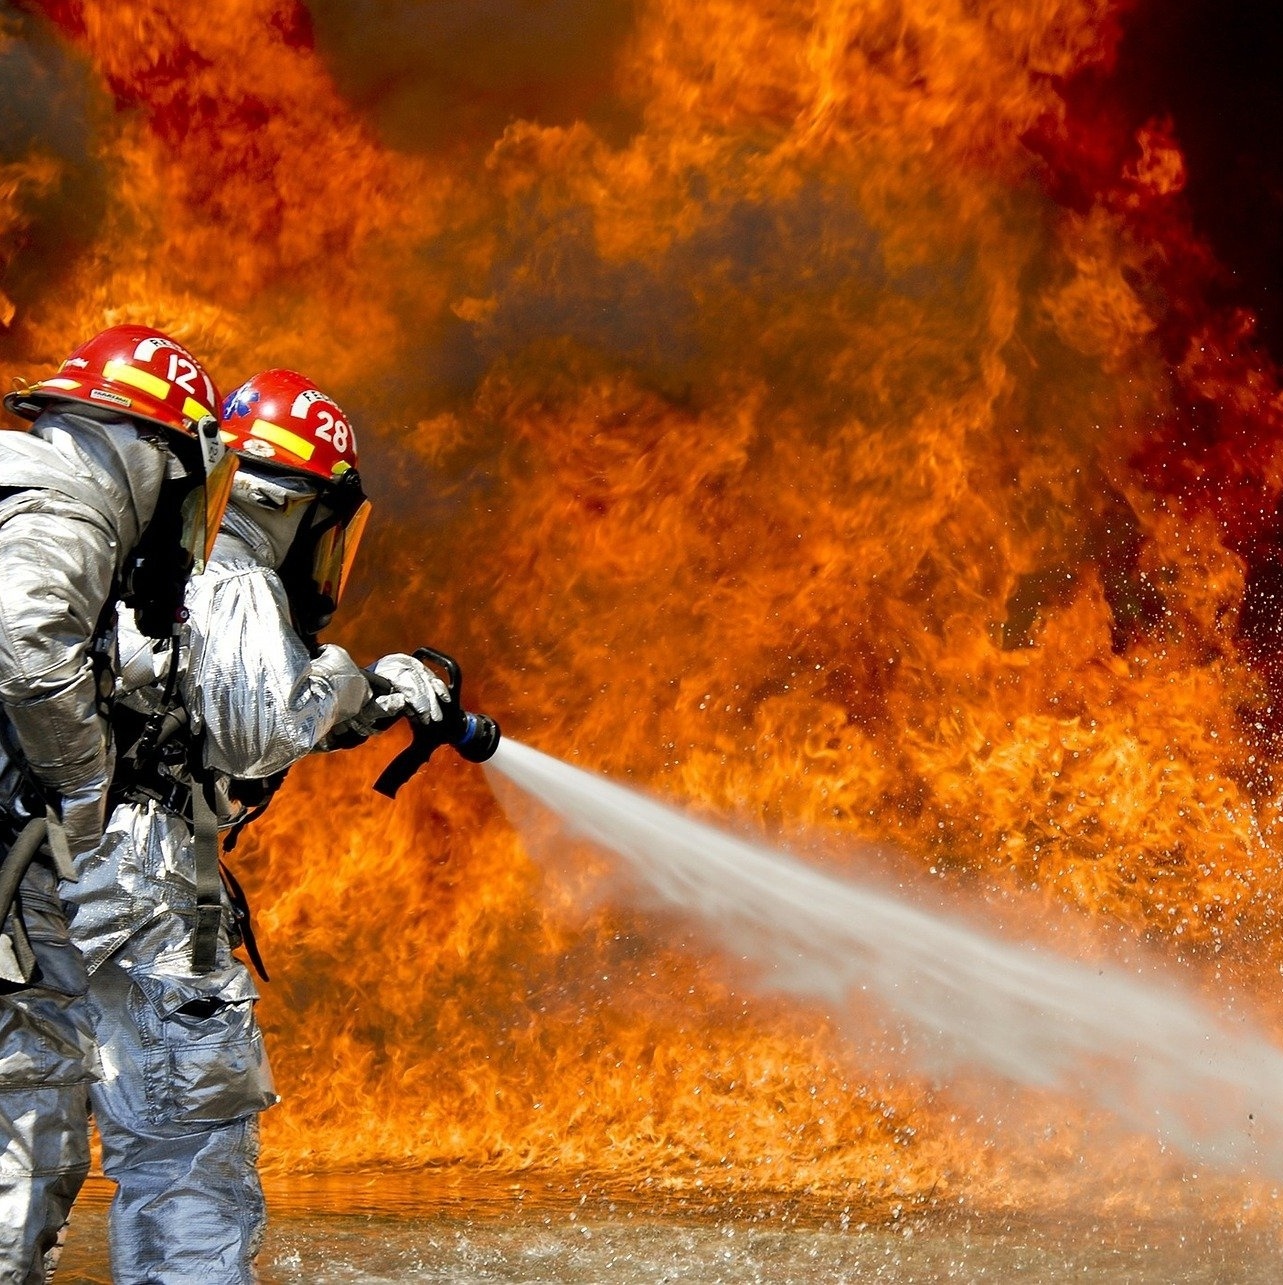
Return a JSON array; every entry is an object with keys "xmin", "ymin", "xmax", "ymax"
[{"xmin": 315, "ymin": 408, "xmax": 351, "ymax": 454}]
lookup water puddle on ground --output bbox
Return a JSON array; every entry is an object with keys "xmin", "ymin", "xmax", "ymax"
[{"xmin": 57, "ymin": 1174, "xmax": 1283, "ymax": 1283}]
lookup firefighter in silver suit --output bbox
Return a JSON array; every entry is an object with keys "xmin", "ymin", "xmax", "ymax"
[
  {"xmin": 0, "ymin": 324, "xmax": 234, "ymax": 1282},
  {"xmin": 65, "ymin": 369, "xmax": 447, "ymax": 1282}
]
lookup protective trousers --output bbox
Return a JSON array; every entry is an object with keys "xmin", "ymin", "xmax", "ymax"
[
  {"xmin": 87, "ymin": 930, "xmax": 272, "ymax": 1285},
  {"xmin": 0, "ymin": 859, "xmax": 96, "ymax": 1284},
  {"xmin": 72, "ymin": 804, "xmax": 276, "ymax": 1281}
]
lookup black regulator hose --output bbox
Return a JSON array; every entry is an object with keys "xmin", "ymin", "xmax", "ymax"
[{"xmin": 0, "ymin": 817, "xmax": 48, "ymax": 983}]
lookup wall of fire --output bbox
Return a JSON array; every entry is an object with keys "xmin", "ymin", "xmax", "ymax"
[{"xmin": 3, "ymin": 0, "xmax": 1282, "ymax": 1214}]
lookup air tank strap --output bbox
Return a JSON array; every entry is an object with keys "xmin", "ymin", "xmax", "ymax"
[
  {"xmin": 109, "ymin": 642, "xmax": 222, "ymax": 974},
  {"xmin": 190, "ymin": 773, "xmax": 222, "ymax": 974}
]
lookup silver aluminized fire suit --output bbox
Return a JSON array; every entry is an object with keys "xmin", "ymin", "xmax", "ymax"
[
  {"xmin": 0, "ymin": 409, "xmax": 169, "ymax": 1283},
  {"xmin": 64, "ymin": 486, "xmax": 375, "ymax": 1283}
]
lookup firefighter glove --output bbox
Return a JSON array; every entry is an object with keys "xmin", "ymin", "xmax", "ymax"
[{"xmin": 362, "ymin": 653, "xmax": 450, "ymax": 727}]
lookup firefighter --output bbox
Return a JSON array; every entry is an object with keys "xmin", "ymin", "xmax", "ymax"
[
  {"xmin": 0, "ymin": 324, "xmax": 234, "ymax": 1281},
  {"xmin": 65, "ymin": 369, "xmax": 447, "ymax": 1281}
]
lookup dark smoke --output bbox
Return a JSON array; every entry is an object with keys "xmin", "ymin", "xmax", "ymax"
[
  {"xmin": 1080, "ymin": 0, "xmax": 1283, "ymax": 358},
  {"xmin": 0, "ymin": 2, "xmax": 107, "ymax": 334},
  {"xmin": 305, "ymin": 0, "xmax": 641, "ymax": 153},
  {"xmin": 1107, "ymin": 0, "xmax": 1283, "ymax": 758},
  {"xmin": 477, "ymin": 182, "xmax": 902, "ymax": 414}
]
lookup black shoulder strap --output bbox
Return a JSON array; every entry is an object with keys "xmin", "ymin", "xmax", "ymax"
[{"xmin": 190, "ymin": 772, "xmax": 222, "ymax": 974}]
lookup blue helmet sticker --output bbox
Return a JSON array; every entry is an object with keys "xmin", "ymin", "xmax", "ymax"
[{"xmin": 222, "ymin": 385, "xmax": 260, "ymax": 419}]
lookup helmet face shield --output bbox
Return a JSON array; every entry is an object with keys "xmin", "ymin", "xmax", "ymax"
[
  {"xmin": 180, "ymin": 448, "xmax": 239, "ymax": 573},
  {"xmin": 311, "ymin": 495, "xmax": 371, "ymax": 610}
]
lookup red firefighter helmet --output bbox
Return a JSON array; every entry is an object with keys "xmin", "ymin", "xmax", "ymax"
[
  {"xmin": 3, "ymin": 324, "xmax": 236, "ymax": 585},
  {"xmin": 219, "ymin": 367, "xmax": 358, "ymax": 482},
  {"xmin": 221, "ymin": 369, "xmax": 370, "ymax": 629},
  {"xmin": 4, "ymin": 323, "xmax": 221, "ymax": 439}
]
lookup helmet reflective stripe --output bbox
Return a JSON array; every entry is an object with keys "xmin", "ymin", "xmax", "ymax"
[
  {"xmin": 250, "ymin": 417, "xmax": 315, "ymax": 461},
  {"xmin": 131, "ymin": 336, "xmax": 171, "ymax": 361},
  {"xmin": 102, "ymin": 359, "xmax": 215, "ymax": 421},
  {"xmin": 103, "ymin": 359, "xmax": 169, "ymax": 403}
]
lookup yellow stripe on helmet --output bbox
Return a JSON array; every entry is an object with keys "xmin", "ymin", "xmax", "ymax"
[
  {"xmin": 249, "ymin": 417, "xmax": 315, "ymax": 462},
  {"xmin": 181, "ymin": 396, "xmax": 213, "ymax": 422},
  {"xmin": 104, "ymin": 359, "xmax": 170, "ymax": 402}
]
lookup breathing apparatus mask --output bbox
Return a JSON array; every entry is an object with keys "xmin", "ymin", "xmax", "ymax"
[{"xmin": 234, "ymin": 461, "xmax": 370, "ymax": 641}]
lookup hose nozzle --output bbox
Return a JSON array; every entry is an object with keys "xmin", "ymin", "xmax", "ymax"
[
  {"xmin": 453, "ymin": 710, "xmax": 502, "ymax": 763},
  {"xmin": 373, "ymin": 646, "xmax": 501, "ymax": 796}
]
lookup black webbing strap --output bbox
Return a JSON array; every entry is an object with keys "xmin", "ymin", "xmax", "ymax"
[
  {"xmin": 0, "ymin": 818, "xmax": 48, "ymax": 985},
  {"xmin": 219, "ymin": 860, "xmax": 269, "ymax": 982},
  {"xmin": 190, "ymin": 774, "xmax": 222, "ymax": 973}
]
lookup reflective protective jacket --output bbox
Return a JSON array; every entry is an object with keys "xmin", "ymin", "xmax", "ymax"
[
  {"xmin": 0, "ymin": 409, "xmax": 167, "ymax": 863},
  {"xmin": 67, "ymin": 517, "xmax": 372, "ymax": 972}
]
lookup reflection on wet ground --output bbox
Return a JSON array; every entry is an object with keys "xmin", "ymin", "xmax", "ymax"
[{"xmin": 58, "ymin": 1175, "xmax": 1283, "ymax": 1284}]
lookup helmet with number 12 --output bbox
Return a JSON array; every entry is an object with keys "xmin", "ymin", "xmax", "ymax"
[
  {"xmin": 3, "ymin": 323, "xmax": 238, "ymax": 589},
  {"xmin": 220, "ymin": 369, "xmax": 370, "ymax": 633}
]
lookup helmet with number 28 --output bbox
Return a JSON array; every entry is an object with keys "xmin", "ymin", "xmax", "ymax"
[
  {"xmin": 220, "ymin": 369, "xmax": 370, "ymax": 633},
  {"xmin": 219, "ymin": 367, "xmax": 358, "ymax": 483}
]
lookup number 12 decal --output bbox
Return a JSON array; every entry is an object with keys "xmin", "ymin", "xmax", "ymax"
[{"xmin": 166, "ymin": 352, "xmax": 201, "ymax": 394}]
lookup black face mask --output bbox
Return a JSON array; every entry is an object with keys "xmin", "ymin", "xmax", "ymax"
[{"xmin": 123, "ymin": 473, "xmax": 201, "ymax": 640}]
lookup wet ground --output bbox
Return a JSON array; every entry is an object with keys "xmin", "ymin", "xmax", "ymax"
[
  {"xmin": 57, "ymin": 1205, "xmax": 1283, "ymax": 1283},
  {"xmin": 57, "ymin": 1175, "xmax": 1283, "ymax": 1284}
]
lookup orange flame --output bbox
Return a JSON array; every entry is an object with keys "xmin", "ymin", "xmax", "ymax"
[{"xmin": 6, "ymin": 0, "xmax": 1283, "ymax": 1220}]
